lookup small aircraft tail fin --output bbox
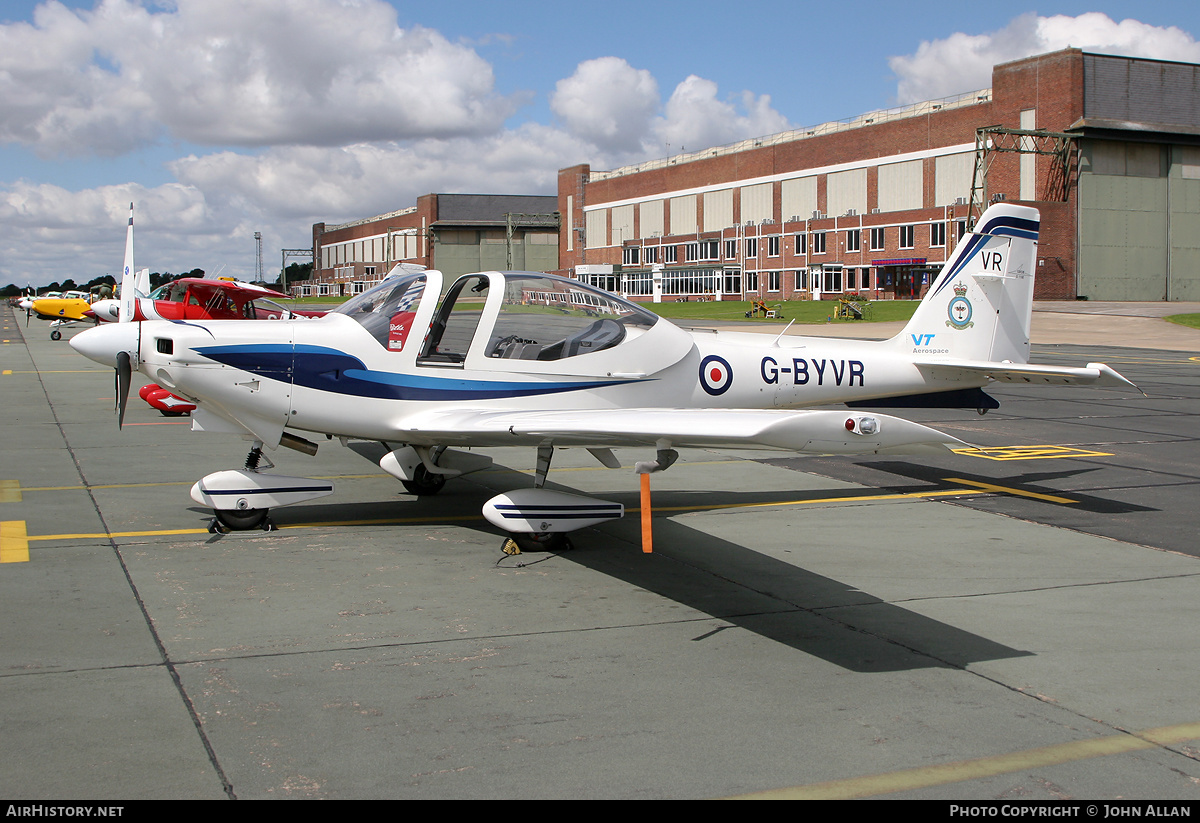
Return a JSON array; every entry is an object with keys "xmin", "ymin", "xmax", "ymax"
[
  {"xmin": 135, "ymin": 268, "xmax": 151, "ymax": 299},
  {"xmin": 891, "ymin": 203, "xmax": 1039, "ymax": 364},
  {"xmin": 118, "ymin": 203, "xmax": 136, "ymax": 323}
]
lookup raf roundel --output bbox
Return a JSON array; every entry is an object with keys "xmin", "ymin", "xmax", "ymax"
[{"xmin": 699, "ymin": 354, "xmax": 733, "ymax": 396}]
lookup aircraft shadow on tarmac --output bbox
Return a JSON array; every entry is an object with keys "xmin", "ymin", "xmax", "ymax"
[
  {"xmin": 185, "ymin": 453, "xmax": 1034, "ymax": 676},
  {"xmin": 771, "ymin": 458, "xmax": 1159, "ymax": 516}
]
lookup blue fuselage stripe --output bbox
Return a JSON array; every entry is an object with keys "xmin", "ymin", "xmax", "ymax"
[{"xmin": 192, "ymin": 344, "xmax": 635, "ymax": 401}]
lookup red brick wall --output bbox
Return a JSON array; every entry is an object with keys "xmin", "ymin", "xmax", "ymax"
[{"xmin": 562, "ymin": 48, "xmax": 1090, "ymax": 299}]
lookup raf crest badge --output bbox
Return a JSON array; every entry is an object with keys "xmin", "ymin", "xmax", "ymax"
[{"xmin": 947, "ymin": 283, "xmax": 974, "ymax": 330}]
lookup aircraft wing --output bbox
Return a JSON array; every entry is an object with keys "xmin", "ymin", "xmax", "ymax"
[
  {"xmin": 392, "ymin": 407, "xmax": 969, "ymax": 455},
  {"xmin": 192, "ymin": 279, "xmax": 291, "ymax": 299},
  {"xmin": 915, "ymin": 359, "xmax": 1138, "ymax": 390}
]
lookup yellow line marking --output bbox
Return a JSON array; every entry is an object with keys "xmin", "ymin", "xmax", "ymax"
[
  {"xmin": 14, "ymin": 469, "xmax": 1077, "ymax": 544},
  {"xmin": 943, "ymin": 478, "xmax": 1077, "ymax": 504},
  {"xmin": 1, "ymin": 521, "xmax": 30, "ymax": 563},
  {"xmin": 17, "ymin": 484, "xmax": 1046, "ymax": 543},
  {"xmin": 953, "ymin": 445, "xmax": 1113, "ymax": 461},
  {"xmin": 0, "ymin": 479, "xmax": 20, "ymax": 502},
  {"xmin": 11, "ymin": 463, "xmax": 743, "ymax": 496},
  {"xmin": 730, "ymin": 720, "xmax": 1200, "ymax": 799},
  {"xmin": 641, "ymin": 487, "xmax": 986, "ymax": 515}
]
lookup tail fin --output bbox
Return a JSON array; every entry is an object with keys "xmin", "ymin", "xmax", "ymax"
[
  {"xmin": 118, "ymin": 203, "xmax": 136, "ymax": 323},
  {"xmin": 892, "ymin": 204, "xmax": 1038, "ymax": 363}
]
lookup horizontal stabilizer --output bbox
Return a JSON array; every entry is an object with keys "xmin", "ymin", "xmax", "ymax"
[{"xmin": 914, "ymin": 359, "xmax": 1138, "ymax": 390}]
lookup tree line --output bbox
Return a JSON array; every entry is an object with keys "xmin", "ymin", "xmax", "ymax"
[{"xmin": 2, "ymin": 263, "xmax": 311, "ymax": 298}]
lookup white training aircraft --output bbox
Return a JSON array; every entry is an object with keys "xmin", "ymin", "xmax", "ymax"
[{"xmin": 70, "ymin": 204, "xmax": 1135, "ymax": 549}]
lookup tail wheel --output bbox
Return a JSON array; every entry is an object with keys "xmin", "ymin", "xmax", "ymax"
[
  {"xmin": 401, "ymin": 464, "xmax": 447, "ymax": 496},
  {"xmin": 212, "ymin": 508, "xmax": 269, "ymax": 531}
]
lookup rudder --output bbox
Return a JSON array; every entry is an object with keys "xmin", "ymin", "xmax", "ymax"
[{"xmin": 892, "ymin": 204, "xmax": 1039, "ymax": 364}]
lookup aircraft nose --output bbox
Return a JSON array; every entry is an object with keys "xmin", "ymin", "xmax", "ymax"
[{"xmin": 70, "ymin": 322, "xmax": 139, "ymax": 368}]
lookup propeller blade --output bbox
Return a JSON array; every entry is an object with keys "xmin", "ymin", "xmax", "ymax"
[{"xmin": 115, "ymin": 350, "xmax": 131, "ymax": 429}]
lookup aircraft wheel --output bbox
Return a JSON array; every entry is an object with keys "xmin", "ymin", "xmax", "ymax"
[
  {"xmin": 212, "ymin": 507, "xmax": 269, "ymax": 531},
  {"xmin": 401, "ymin": 465, "xmax": 446, "ymax": 496},
  {"xmin": 50, "ymin": 329, "xmax": 61, "ymax": 341}
]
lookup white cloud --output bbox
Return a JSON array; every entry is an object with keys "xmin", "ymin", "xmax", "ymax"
[
  {"xmin": 0, "ymin": 180, "xmax": 232, "ymax": 286},
  {"xmin": 0, "ymin": 0, "xmax": 519, "ymax": 157},
  {"xmin": 0, "ymin": 8, "xmax": 791, "ymax": 285},
  {"xmin": 551, "ymin": 57, "xmax": 659, "ymax": 154},
  {"xmin": 171, "ymin": 125, "xmax": 589, "ymax": 224},
  {"xmin": 651, "ymin": 75, "xmax": 790, "ymax": 156},
  {"xmin": 890, "ymin": 12, "xmax": 1200, "ymax": 103}
]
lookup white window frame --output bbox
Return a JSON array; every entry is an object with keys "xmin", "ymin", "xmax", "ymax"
[{"xmin": 930, "ymin": 222, "xmax": 946, "ymax": 248}]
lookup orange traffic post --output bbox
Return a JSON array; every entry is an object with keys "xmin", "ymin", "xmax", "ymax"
[{"xmin": 640, "ymin": 472, "xmax": 653, "ymax": 553}]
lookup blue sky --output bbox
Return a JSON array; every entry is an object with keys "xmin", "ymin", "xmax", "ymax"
[{"xmin": 2, "ymin": 1, "xmax": 1199, "ymax": 287}]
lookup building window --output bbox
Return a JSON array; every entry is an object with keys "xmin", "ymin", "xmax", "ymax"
[
  {"xmin": 767, "ymin": 270, "xmax": 781, "ymax": 292},
  {"xmin": 794, "ymin": 269, "xmax": 808, "ymax": 290},
  {"xmin": 644, "ymin": 246, "xmax": 658, "ymax": 264},
  {"xmin": 931, "ymin": 222, "xmax": 946, "ymax": 248},
  {"xmin": 744, "ymin": 271, "xmax": 759, "ymax": 292},
  {"xmin": 846, "ymin": 230, "xmax": 860, "ymax": 253},
  {"xmin": 723, "ymin": 269, "xmax": 742, "ymax": 294},
  {"xmin": 821, "ymin": 266, "xmax": 843, "ymax": 293},
  {"xmin": 665, "ymin": 245, "xmax": 678, "ymax": 264},
  {"xmin": 767, "ymin": 236, "xmax": 780, "ymax": 257},
  {"xmin": 745, "ymin": 238, "xmax": 757, "ymax": 258},
  {"xmin": 725, "ymin": 239, "xmax": 737, "ymax": 259},
  {"xmin": 956, "ymin": 220, "xmax": 967, "ymax": 240},
  {"xmin": 813, "ymin": 232, "xmax": 827, "ymax": 255},
  {"xmin": 870, "ymin": 227, "xmax": 885, "ymax": 251},
  {"xmin": 702, "ymin": 240, "xmax": 719, "ymax": 260},
  {"xmin": 861, "ymin": 269, "xmax": 871, "ymax": 289},
  {"xmin": 795, "ymin": 233, "xmax": 807, "ymax": 255},
  {"xmin": 899, "ymin": 225, "xmax": 914, "ymax": 249},
  {"xmin": 623, "ymin": 246, "xmax": 640, "ymax": 265},
  {"xmin": 685, "ymin": 243, "xmax": 698, "ymax": 262},
  {"xmin": 847, "ymin": 269, "xmax": 857, "ymax": 290}
]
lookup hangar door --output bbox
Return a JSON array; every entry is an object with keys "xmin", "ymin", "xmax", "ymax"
[{"xmin": 1077, "ymin": 142, "xmax": 1200, "ymax": 301}]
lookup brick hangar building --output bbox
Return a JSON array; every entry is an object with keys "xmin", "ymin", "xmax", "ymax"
[
  {"xmin": 559, "ymin": 48, "xmax": 1200, "ymax": 303},
  {"xmin": 312, "ymin": 49, "xmax": 1200, "ymax": 303}
]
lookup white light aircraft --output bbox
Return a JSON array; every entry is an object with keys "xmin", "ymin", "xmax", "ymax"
[{"xmin": 70, "ymin": 204, "xmax": 1136, "ymax": 550}]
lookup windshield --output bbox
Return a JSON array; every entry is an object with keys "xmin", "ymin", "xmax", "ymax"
[
  {"xmin": 484, "ymin": 273, "xmax": 657, "ymax": 361},
  {"xmin": 333, "ymin": 272, "xmax": 428, "ymax": 351}
]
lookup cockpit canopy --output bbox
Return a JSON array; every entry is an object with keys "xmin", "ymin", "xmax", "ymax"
[{"xmin": 335, "ymin": 271, "xmax": 661, "ymax": 364}]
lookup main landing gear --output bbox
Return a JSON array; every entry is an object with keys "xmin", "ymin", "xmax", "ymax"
[
  {"xmin": 400, "ymin": 463, "xmax": 447, "ymax": 496},
  {"xmin": 209, "ymin": 507, "xmax": 273, "ymax": 534}
]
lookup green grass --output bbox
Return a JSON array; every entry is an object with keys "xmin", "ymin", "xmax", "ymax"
[
  {"xmin": 1165, "ymin": 313, "xmax": 1200, "ymax": 330},
  {"xmin": 644, "ymin": 299, "xmax": 920, "ymax": 324},
  {"xmin": 288, "ymin": 294, "xmax": 352, "ymax": 306}
]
